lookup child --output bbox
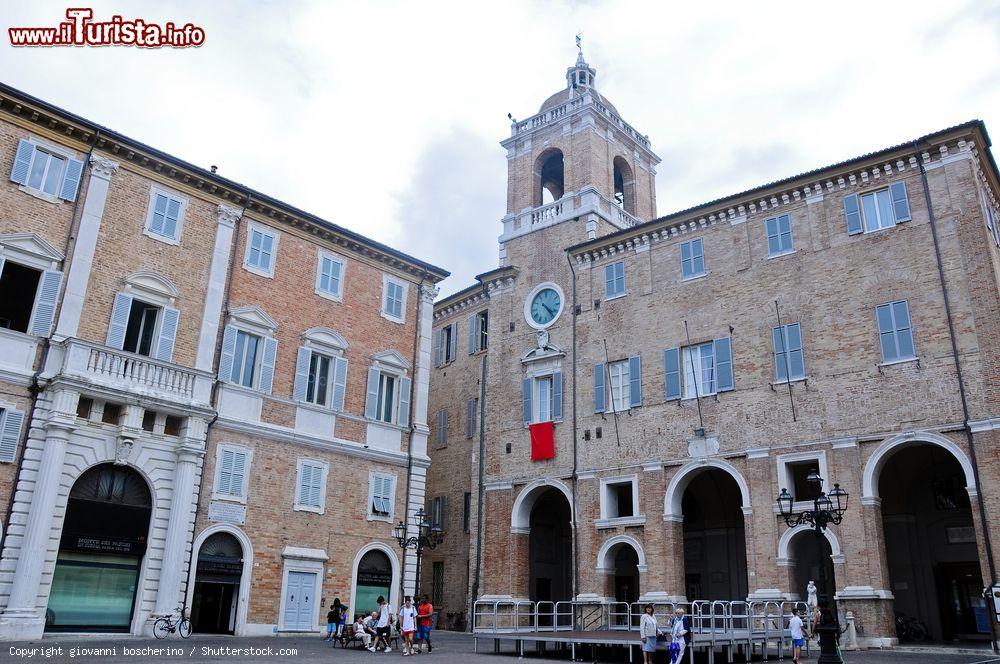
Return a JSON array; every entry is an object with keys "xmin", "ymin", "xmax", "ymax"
[
  {"xmin": 337, "ymin": 604, "xmax": 348, "ymax": 640},
  {"xmin": 325, "ymin": 603, "xmax": 337, "ymax": 641},
  {"xmin": 398, "ymin": 595, "xmax": 418, "ymax": 656}
]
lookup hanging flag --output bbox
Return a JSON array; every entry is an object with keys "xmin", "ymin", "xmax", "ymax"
[{"xmin": 529, "ymin": 421, "xmax": 555, "ymax": 461}]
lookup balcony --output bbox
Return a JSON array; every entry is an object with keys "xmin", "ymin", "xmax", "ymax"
[
  {"xmin": 500, "ymin": 186, "xmax": 641, "ymax": 243},
  {"xmin": 508, "ymin": 92, "xmax": 651, "ymax": 150},
  {"xmin": 50, "ymin": 338, "xmax": 214, "ymax": 408}
]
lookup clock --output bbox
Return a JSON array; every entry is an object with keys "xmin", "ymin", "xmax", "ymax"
[{"xmin": 528, "ymin": 286, "xmax": 562, "ymax": 328}]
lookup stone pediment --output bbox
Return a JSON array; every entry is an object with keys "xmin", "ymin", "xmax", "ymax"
[
  {"xmin": 372, "ymin": 349, "xmax": 410, "ymax": 372},
  {"xmin": 124, "ymin": 271, "xmax": 179, "ymax": 305},
  {"xmin": 228, "ymin": 305, "xmax": 278, "ymax": 334},
  {"xmin": 0, "ymin": 232, "xmax": 65, "ymax": 269},
  {"xmin": 303, "ymin": 326, "xmax": 349, "ymax": 352}
]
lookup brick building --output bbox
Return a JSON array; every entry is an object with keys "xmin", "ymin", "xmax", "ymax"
[
  {"xmin": 424, "ymin": 49, "xmax": 1000, "ymax": 646},
  {"xmin": 0, "ymin": 82, "xmax": 447, "ymax": 640}
]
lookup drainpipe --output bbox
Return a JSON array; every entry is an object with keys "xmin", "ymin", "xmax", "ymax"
[
  {"xmin": 402, "ymin": 276, "xmax": 426, "ymax": 602},
  {"xmin": 914, "ymin": 143, "xmax": 998, "ymax": 639},
  {"xmin": 0, "ymin": 130, "xmax": 99, "ymax": 550},
  {"xmin": 565, "ymin": 251, "xmax": 581, "ymax": 607},
  {"xmin": 470, "ymin": 281, "xmax": 489, "ymax": 628}
]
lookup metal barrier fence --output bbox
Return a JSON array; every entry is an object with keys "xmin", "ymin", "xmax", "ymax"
[{"xmin": 473, "ymin": 598, "xmax": 812, "ymax": 662}]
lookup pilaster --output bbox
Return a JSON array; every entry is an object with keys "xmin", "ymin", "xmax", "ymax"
[{"xmin": 195, "ymin": 205, "xmax": 240, "ymax": 371}]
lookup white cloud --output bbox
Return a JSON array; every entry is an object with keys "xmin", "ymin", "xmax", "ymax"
[{"xmin": 1, "ymin": 0, "xmax": 996, "ymax": 295}]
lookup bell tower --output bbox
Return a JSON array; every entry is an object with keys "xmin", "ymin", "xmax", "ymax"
[{"xmin": 498, "ymin": 41, "xmax": 661, "ymax": 267}]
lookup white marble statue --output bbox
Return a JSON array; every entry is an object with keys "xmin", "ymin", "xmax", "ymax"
[{"xmin": 806, "ymin": 580, "xmax": 818, "ymax": 610}]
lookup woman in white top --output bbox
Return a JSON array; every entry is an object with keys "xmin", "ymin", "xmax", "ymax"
[
  {"xmin": 639, "ymin": 604, "xmax": 660, "ymax": 664},
  {"xmin": 398, "ymin": 595, "xmax": 418, "ymax": 656},
  {"xmin": 670, "ymin": 607, "xmax": 689, "ymax": 664}
]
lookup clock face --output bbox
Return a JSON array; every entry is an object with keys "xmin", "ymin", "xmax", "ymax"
[{"xmin": 530, "ymin": 287, "xmax": 562, "ymax": 326}]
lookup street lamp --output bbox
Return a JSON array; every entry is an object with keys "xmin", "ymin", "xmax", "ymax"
[
  {"xmin": 777, "ymin": 472, "xmax": 849, "ymax": 664},
  {"xmin": 394, "ymin": 508, "xmax": 443, "ymax": 599}
]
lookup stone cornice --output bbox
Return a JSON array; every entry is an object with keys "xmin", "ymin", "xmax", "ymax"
[
  {"xmin": 0, "ymin": 84, "xmax": 448, "ymax": 283},
  {"xmin": 569, "ymin": 126, "xmax": 987, "ymax": 264}
]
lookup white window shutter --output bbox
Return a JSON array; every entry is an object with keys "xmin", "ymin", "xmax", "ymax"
[
  {"xmin": 154, "ymin": 306, "xmax": 180, "ymax": 362},
  {"xmin": 466, "ymin": 398, "xmax": 476, "ymax": 439},
  {"xmin": 297, "ymin": 464, "xmax": 309, "ymax": 504},
  {"xmin": 217, "ymin": 449, "xmax": 234, "ymax": 496},
  {"xmin": 398, "ymin": 376, "xmax": 411, "ymax": 427},
  {"xmin": 332, "ymin": 357, "xmax": 348, "ymax": 412},
  {"xmin": 522, "ymin": 378, "xmax": 532, "ymax": 426},
  {"xmin": 293, "ymin": 346, "xmax": 312, "ymax": 402},
  {"xmin": 434, "ymin": 329, "xmax": 442, "ymax": 367},
  {"xmin": 437, "ymin": 409, "xmax": 447, "ymax": 445},
  {"xmin": 164, "ymin": 197, "xmax": 182, "ymax": 236},
  {"xmin": 629, "ymin": 356, "xmax": 642, "ymax": 407},
  {"xmin": 0, "ymin": 408, "xmax": 25, "ymax": 463},
  {"xmin": 29, "ymin": 269, "xmax": 63, "ymax": 337},
  {"xmin": 218, "ymin": 325, "xmax": 238, "ymax": 383},
  {"xmin": 231, "ymin": 450, "xmax": 247, "ymax": 497},
  {"xmin": 448, "ymin": 323, "xmax": 457, "ymax": 361},
  {"xmin": 364, "ymin": 367, "xmax": 381, "ymax": 419},
  {"xmin": 552, "ymin": 371, "xmax": 563, "ymax": 421},
  {"xmin": 844, "ymin": 194, "xmax": 863, "ymax": 235},
  {"xmin": 714, "ymin": 337, "xmax": 734, "ymax": 392},
  {"xmin": 106, "ymin": 292, "xmax": 132, "ymax": 350},
  {"xmin": 58, "ymin": 158, "xmax": 84, "ymax": 202},
  {"xmin": 468, "ymin": 314, "xmax": 477, "ymax": 354},
  {"xmin": 259, "ymin": 336, "xmax": 278, "ymax": 394},
  {"xmin": 890, "ymin": 181, "xmax": 911, "ymax": 222},
  {"xmin": 10, "ymin": 140, "xmax": 34, "ymax": 185}
]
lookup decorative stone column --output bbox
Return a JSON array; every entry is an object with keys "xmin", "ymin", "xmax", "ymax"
[
  {"xmin": 152, "ymin": 417, "xmax": 207, "ymax": 620},
  {"xmin": 661, "ymin": 515, "xmax": 686, "ymax": 601},
  {"xmin": 195, "ymin": 205, "xmax": 241, "ymax": 371},
  {"xmin": 0, "ymin": 389, "xmax": 77, "ymax": 640}
]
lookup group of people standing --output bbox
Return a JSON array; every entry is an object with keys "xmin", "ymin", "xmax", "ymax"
[
  {"xmin": 639, "ymin": 605, "xmax": 691, "ymax": 664},
  {"xmin": 325, "ymin": 595, "xmax": 435, "ymax": 655}
]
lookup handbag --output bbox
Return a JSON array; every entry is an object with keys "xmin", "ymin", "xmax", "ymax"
[
  {"xmin": 668, "ymin": 641, "xmax": 680, "ymax": 659},
  {"xmin": 656, "ymin": 633, "xmax": 669, "ymax": 643}
]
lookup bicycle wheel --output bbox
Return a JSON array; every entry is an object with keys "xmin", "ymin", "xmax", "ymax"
[
  {"xmin": 153, "ymin": 618, "xmax": 171, "ymax": 639},
  {"xmin": 178, "ymin": 619, "xmax": 192, "ymax": 639},
  {"xmin": 909, "ymin": 622, "xmax": 927, "ymax": 641}
]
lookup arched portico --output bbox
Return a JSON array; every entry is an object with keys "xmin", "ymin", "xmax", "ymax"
[
  {"xmin": 511, "ymin": 477, "xmax": 574, "ymax": 532},
  {"xmin": 777, "ymin": 524, "xmax": 845, "ymax": 565},
  {"xmin": 664, "ymin": 458, "xmax": 751, "ymax": 520},
  {"xmin": 596, "ymin": 535, "xmax": 648, "ymax": 573},
  {"xmin": 862, "ymin": 431, "xmax": 976, "ymax": 502}
]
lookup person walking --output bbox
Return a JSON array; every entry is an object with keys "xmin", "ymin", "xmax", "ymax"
[
  {"xmin": 415, "ymin": 595, "xmax": 434, "ymax": 653},
  {"xmin": 789, "ymin": 608, "xmax": 806, "ymax": 664},
  {"xmin": 398, "ymin": 595, "xmax": 418, "ymax": 656},
  {"xmin": 370, "ymin": 596, "xmax": 395, "ymax": 652},
  {"xmin": 639, "ymin": 604, "xmax": 660, "ymax": 664},
  {"xmin": 669, "ymin": 607, "xmax": 690, "ymax": 664}
]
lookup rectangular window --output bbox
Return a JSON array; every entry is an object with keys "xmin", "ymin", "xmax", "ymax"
[
  {"xmin": 853, "ymin": 182, "xmax": 911, "ymax": 234},
  {"xmin": 0, "ymin": 260, "xmax": 42, "ymax": 333},
  {"xmin": 216, "ymin": 446, "xmax": 250, "ymax": 500},
  {"xmin": 607, "ymin": 360, "xmax": 631, "ymax": 412},
  {"xmin": 377, "ymin": 373, "xmax": 397, "ymax": 423},
  {"xmin": 370, "ymin": 473, "xmax": 394, "ymax": 518},
  {"xmin": 122, "ymin": 300, "xmax": 160, "ymax": 357},
  {"xmin": 431, "ymin": 561, "xmax": 444, "ymax": 606},
  {"xmin": 765, "ymin": 214, "xmax": 793, "ymax": 256},
  {"xmin": 789, "ymin": 461, "xmax": 823, "ymax": 502},
  {"xmin": 383, "ymin": 278, "xmax": 406, "ymax": 320},
  {"xmin": 230, "ymin": 330, "xmax": 261, "ymax": 388},
  {"xmin": 443, "ymin": 324, "xmax": 455, "ymax": 364},
  {"xmin": 26, "ymin": 147, "xmax": 67, "ymax": 197},
  {"xmin": 146, "ymin": 190, "xmax": 184, "ymax": 241},
  {"xmin": 463, "ymin": 491, "xmax": 471, "ymax": 532},
  {"xmin": 604, "ymin": 261, "xmax": 625, "ymax": 298},
  {"xmin": 876, "ymin": 300, "xmax": 916, "ymax": 363},
  {"xmin": 534, "ymin": 375, "xmax": 553, "ymax": 423},
  {"xmin": 245, "ymin": 225, "xmax": 277, "ymax": 275},
  {"xmin": 430, "ymin": 496, "xmax": 445, "ymax": 530},
  {"xmin": 317, "ymin": 252, "xmax": 344, "ymax": 299},
  {"xmin": 683, "ymin": 342, "xmax": 716, "ymax": 398},
  {"xmin": 296, "ymin": 460, "xmax": 326, "ymax": 510},
  {"xmin": 306, "ymin": 352, "xmax": 333, "ymax": 406},
  {"xmin": 772, "ymin": 323, "xmax": 805, "ymax": 381},
  {"xmin": 476, "ymin": 310, "xmax": 489, "ymax": 351},
  {"xmin": 680, "ymin": 238, "xmax": 705, "ymax": 279}
]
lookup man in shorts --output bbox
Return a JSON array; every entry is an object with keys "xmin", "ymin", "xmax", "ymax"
[
  {"xmin": 415, "ymin": 595, "xmax": 434, "ymax": 653},
  {"xmin": 789, "ymin": 608, "xmax": 805, "ymax": 664},
  {"xmin": 369, "ymin": 596, "xmax": 394, "ymax": 652}
]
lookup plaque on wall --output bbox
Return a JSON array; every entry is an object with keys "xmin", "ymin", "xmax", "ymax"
[
  {"xmin": 946, "ymin": 526, "xmax": 976, "ymax": 544},
  {"xmin": 208, "ymin": 501, "xmax": 247, "ymax": 525}
]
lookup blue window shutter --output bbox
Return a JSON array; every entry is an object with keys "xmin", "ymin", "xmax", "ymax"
[
  {"xmin": 29, "ymin": 269, "xmax": 62, "ymax": 337},
  {"xmin": 772, "ymin": 326, "xmax": 787, "ymax": 382},
  {"xmin": 10, "ymin": 139, "xmax": 34, "ymax": 185},
  {"xmin": 293, "ymin": 346, "xmax": 311, "ymax": 402},
  {"xmin": 889, "ymin": 181, "xmax": 911, "ymax": 222},
  {"xmin": 164, "ymin": 197, "xmax": 182, "ymax": 237},
  {"xmin": 448, "ymin": 323, "xmax": 457, "ymax": 361},
  {"xmin": 106, "ymin": 292, "xmax": 132, "ymax": 349},
  {"xmin": 0, "ymin": 408, "xmax": 25, "ymax": 463},
  {"xmin": 522, "ymin": 378, "xmax": 532, "ymax": 426},
  {"xmin": 154, "ymin": 306, "xmax": 180, "ymax": 362},
  {"xmin": 628, "ymin": 356, "xmax": 642, "ymax": 407},
  {"xmin": 844, "ymin": 194, "xmax": 863, "ymax": 235},
  {"xmin": 364, "ymin": 368, "xmax": 380, "ymax": 419},
  {"xmin": 594, "ymin": 364, "xmax": 606, "ymax": 413},
  {"xmin": 715, "ymin": 337, "xmax": 734, "ymax": 392},
  {"xmin": 218, "ymin": 325, "xmax": 238, "ymax": 383},
  {"xmin": 552, "ymin": 371, "xmax": 563, "ymax": 421},
  {"xmin": 466, "ymin": 398, "xmax": 476, "ymax": 438},
  {"xmin": 259, "ymin": 336, "xmax": 278, "ymax": 395},
  {"xmin": 398, "ymin": 376, "xmax": 411, "ymax": 427},
  {"xmin": 231, "ymin": 451, "xmax": 247, "ymax": 497},
  {"xmin": 664, "ymin": 348, "xmax": 681, "ymax": 400},
  {"xmin": 332, "ymin": 357, "xmax": 348, "ymax": 412},
  {"xmin": 438, "ymin": 409, "xmax": 447, "ymax": 444},
  {"xmin": 58, "ymin": 158, "xmax": 84, "ymax": 202},
  {"xmin": 604, "ymin": 264, "xmax": 614, "ymax": 297},
  {"xmin": 468, "ymin": 315, "xmax": 477, "ymax": 354},
  {"xmin": 434, "ymin": 328, "xmax": 442, "ymax": 367},
  {"xmin": 217, "ymin": 449, "xmax": 234, "ymax": 496}
]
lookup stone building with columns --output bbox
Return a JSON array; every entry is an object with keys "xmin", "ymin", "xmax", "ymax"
[
  {"xmin": 0, "ymin": 82, "xmax": 446, "ymax": 640},
  {"xmin": 425, "ymin": 49, "xmax": 1000, "ymax": 647}
]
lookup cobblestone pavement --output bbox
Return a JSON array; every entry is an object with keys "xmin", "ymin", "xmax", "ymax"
[{"xmin": 5, "ymin": 630, "xmax": 997, "ymax": 664}]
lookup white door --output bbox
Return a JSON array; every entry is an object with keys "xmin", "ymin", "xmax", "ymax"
[{"xmin": 283, "ymin": 571, "xmax": 316, "ymax": 631}]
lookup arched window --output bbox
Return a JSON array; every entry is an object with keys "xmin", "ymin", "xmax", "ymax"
[
  {"xmin": 535, "ymin": 149, "xmax": 564, "ymax": 207},
  {"xmin": 613, "ymin": 156, "xmax": 635, "ymax": 216}
]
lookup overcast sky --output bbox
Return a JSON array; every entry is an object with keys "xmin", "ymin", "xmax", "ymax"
[{"xmin": 2, "ymin": 1, "xmax": 998, "ymax": 296}]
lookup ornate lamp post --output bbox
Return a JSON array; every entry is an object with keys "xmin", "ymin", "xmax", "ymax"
[
  {"xmin": 393, "ymin": 508, "xmax": 443, "ymax": 598},
  {"xmin": 777, "ymin": 470, "xmax": 849, "ymax": 664}
]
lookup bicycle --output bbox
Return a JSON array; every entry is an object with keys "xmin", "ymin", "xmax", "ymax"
[
  {"xmin": 153, "ymin": 606, "xmax": 192, "ymax": 639},
  {"xmin": 894, "ymin": 612, "xmax": 928, "ymax": 642}
]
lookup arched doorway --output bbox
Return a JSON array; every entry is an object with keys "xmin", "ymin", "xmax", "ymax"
[
  {"xmin": 788, "ymin": 530, "xmax": 836, "ymax": 609},
  {"xmin": 879, "ymin": 444, "xmax": 988, "ymax": 642},
  {"xmin": 528, "ymin": 489, "xmax": 572, "ymax": 608},
  {"xmin": 681, "ymin": 470, "xmax": 748, "ymax": 601},
  {"xmin": 46, "ymin": 464, "xmax": 152, "ymax": 632},
  {"xmin": 354, "ymin": 549, "xmax": 393, "ymax": 618},
  {"xmin": 191, "ymin": 532, "xmax": 244, "ymax": 634},
  {"xmin": 535, "ymin": 150, "xmax": 564, "ymax": 205},
  {"xmin": 613, "ymin": 156, "xmax": 635, "ymax": 215}
]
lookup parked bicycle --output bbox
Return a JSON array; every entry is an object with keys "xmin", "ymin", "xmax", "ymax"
[
  {"xmin": 895, "ymin": 612, "xmax": 928, "ymax": 641},
  {"xmin": 153, "ymin": 606, "xmax": 192, "ymax": 639}
]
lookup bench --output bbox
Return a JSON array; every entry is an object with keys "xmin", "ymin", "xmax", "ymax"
[{"xmin": 337, "ymin": 626, "xmax": 399, "ymax": 650}]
